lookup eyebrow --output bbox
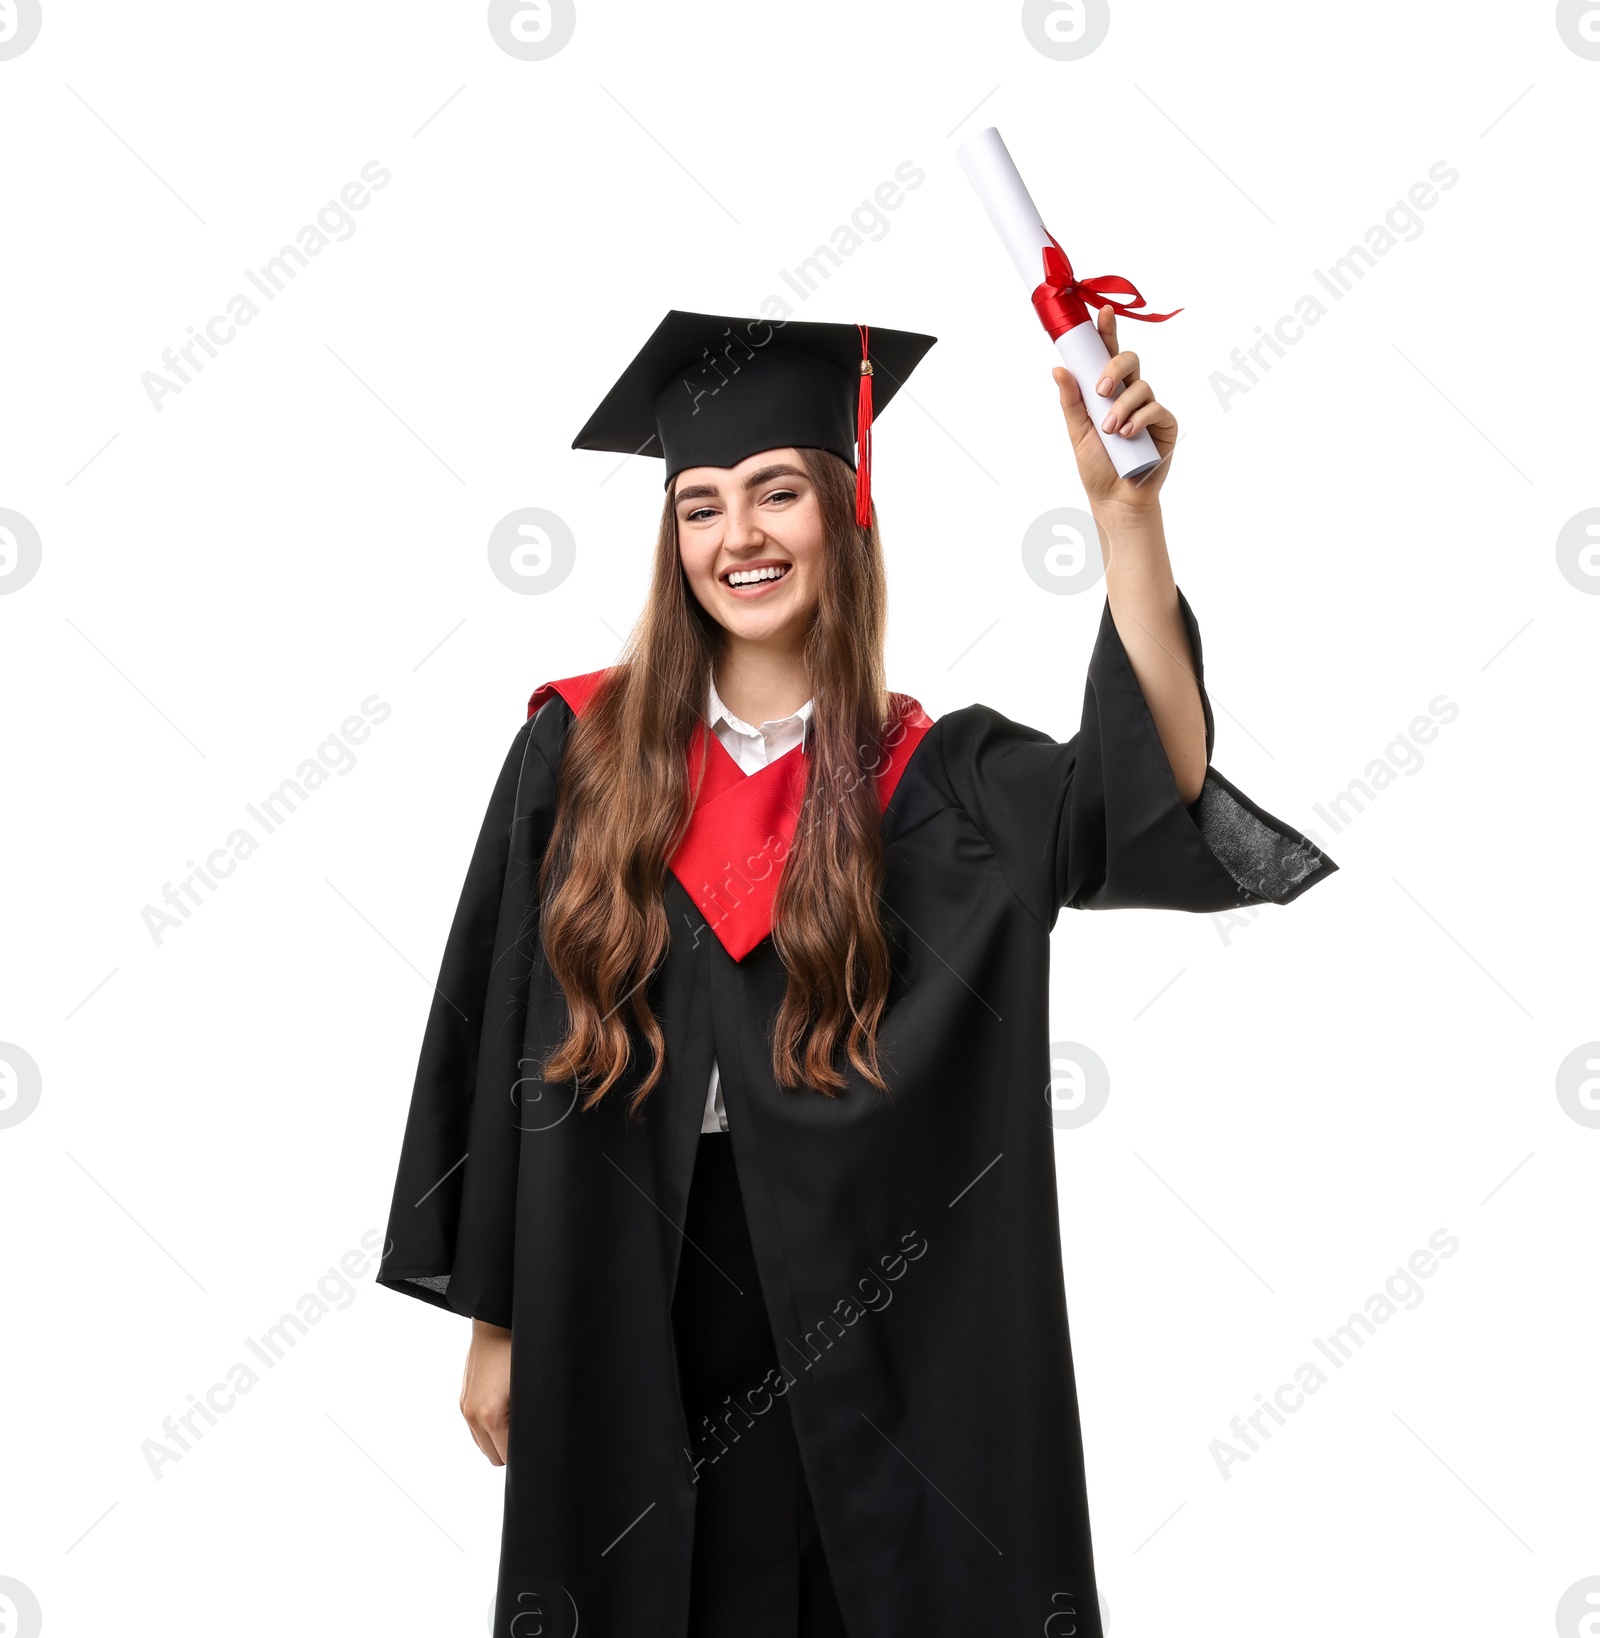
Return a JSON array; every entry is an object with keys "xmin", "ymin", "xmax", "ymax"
[{"xmin": 673, "ymin": 463, "xmax": 808, "ymax": 506}]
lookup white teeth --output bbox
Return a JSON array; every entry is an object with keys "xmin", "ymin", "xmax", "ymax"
[{"xmin": 726, "ymin": 565, "xmax": 789, "ymax": 586}]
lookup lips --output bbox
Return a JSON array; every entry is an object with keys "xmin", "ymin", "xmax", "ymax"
[{"xmin": 720, "ymin": 560, "xmax": 793, "ymax": 595}]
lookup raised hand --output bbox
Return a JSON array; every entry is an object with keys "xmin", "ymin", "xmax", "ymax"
[{"xmin": 1052, "ymin": 302, "xmax": 1177, "ymax": 519}]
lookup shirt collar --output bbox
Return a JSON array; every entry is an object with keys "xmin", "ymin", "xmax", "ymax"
[{"xmin": 706, "ymin": 672, "xmax": 814, "ymax": 740}]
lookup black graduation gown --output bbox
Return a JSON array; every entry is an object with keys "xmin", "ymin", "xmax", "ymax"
[{"xmin": 377, "ymin": 589, "xmax": 1336, "ymax": 1637}]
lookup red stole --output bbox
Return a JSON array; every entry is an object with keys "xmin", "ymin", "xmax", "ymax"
[{"xmin": 527, "ymin": 669, "xmax": 933, "ymax": 960}]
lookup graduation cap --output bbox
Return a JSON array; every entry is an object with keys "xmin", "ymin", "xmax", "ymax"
[{"xmin": 571, "ymin": 309, "xmax": 937, "ymax": 525}]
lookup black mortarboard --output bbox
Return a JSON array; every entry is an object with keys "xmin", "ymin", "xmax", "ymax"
[{"xmin": 571, "ymin": 309, "xmax": 937, "ymax": 525}]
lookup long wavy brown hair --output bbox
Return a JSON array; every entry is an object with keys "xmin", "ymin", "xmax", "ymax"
[{"xmin": 538, "ymin": 445, "xmax": 901, "ymax": 1115}]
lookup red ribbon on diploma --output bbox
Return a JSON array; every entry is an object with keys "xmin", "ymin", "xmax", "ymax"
[{"xmin": 1030, "ymin": 230, "xmax": 1182, "ymax": 340}]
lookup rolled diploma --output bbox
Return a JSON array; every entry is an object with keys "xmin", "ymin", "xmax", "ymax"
[{"xmin": 956, "ymin": 126, "xmax": 1162, "ymax": 481}]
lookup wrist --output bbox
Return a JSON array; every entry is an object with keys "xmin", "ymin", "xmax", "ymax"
[
  {"xmin": 1092, "ymin": 496, "xmax": 1165, "ymax": 547},
  {"xmin": 1094, "ymin": 504, "xmax": 1170, "ymax": 576}
]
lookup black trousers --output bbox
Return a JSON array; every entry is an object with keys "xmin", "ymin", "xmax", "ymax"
[{"xmin": 670, "ymin": 1132, "xmax": 850, "ymax": 1638}]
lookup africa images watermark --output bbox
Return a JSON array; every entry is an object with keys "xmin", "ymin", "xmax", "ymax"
[
  {"xmin": 1305, "ymin": 693, "xmax": 1459, "ymax": 839},
  {"xmin": 1211, "ymin": 693, "xmax": 1459, "ymax": 947},
  {"xmin": 592, "ymin": 157, "xmax": 924, "ymax": 499},
  {"xmin": 1208, "ymin": 160, "xmax": 1460, "ymax": 412},
  {"xmin": 139, "ymin": 161, "xmax": 392, "ymax": 412},
  {"xmin": 139, "ymin": 695, "xmax": 391, "ymax": 944},
  {"xmin": 674, "ymin": 708, "xmax": 925, "ymax": 950},
  {"xmin": 644, "ymin": 158, "xmax": 927, "ymax": 367},
  {"xmin": 758, "ymin": 160, "xmax": 926, "ymax": 324},
  {"xmin": 683, "ymin": 1228, "xmax": 930, "ymax": 1484},
  {"xmin": 1209, "ymin": 1228, "xmax": 1459, "ymax": 1479},
  {"xmin": 141, "ymin": 1228, "xmax": 388, "ymax": 1479}
]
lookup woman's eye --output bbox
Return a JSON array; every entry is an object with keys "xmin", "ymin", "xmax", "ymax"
[
  {"xmin": 763, "ymin": 489, "xmax": 798, "ymax": 505},
  {"xmin": 685, "ymin": 507, "xmax": 715, "ymax": 523}
]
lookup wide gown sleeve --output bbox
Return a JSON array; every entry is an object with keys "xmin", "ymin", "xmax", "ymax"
[
  {"xmin": 938, "ymin": 588, "xmax": 1336, "ymax": 926},
  {"xmin": 376, "ymin": 707, "xmax": 563, "ymax": 1326}
]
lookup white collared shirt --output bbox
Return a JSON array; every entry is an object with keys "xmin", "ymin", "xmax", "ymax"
[{"xmin": 701, "ymin": 676, "xmax": 814, "ymax": 1132}]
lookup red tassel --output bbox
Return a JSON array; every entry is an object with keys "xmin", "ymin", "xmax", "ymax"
[{"xmin": 854, "ymin": 322, "xmax": 873, "ymax": 527}]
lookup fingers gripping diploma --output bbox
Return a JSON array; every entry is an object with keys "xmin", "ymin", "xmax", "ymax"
[
  {"xmin": 461, "ymin": 1318, "xmax": 512, "ymax": 1466},
  {"xmin": 1053, "ymin": 303, "xmax": 1179, "ymax": 516}
]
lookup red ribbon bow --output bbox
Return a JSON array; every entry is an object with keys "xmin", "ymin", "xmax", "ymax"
[{"xmin": 1030, "ymin": 230, "xmax": 1182, "ymax": 340}]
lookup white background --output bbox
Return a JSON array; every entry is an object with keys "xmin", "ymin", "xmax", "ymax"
[{"xmin": 2, "ymin": 2, "xmax": 1597, "ymax": 1634}]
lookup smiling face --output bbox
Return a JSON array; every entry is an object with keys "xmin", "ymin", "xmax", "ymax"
[{"xmin": 674, "ymin": 447, "xmax": 826, "ymax": 650}]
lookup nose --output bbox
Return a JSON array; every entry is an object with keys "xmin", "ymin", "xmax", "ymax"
[{"xmin": 723, "ymin": 495, "xmax": 765, "ymax": 551}]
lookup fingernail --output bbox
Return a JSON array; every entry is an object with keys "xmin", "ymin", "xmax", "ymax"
[
  {"xmin": 1120, "ymin": 423, "xmax": 1135, "ymax": 437},
  {"xmin": 1097, "ymin": 379, "xmax": 1113, "ymax": 396},
  {"xmin": 1102, "ymin": 413, "xmax": 1117, "ymax": 432}
]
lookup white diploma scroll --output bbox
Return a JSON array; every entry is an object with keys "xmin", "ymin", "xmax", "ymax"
[{"xmin": 956, "ymin": 125, "xmax": 1165, "ymax": 481}]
